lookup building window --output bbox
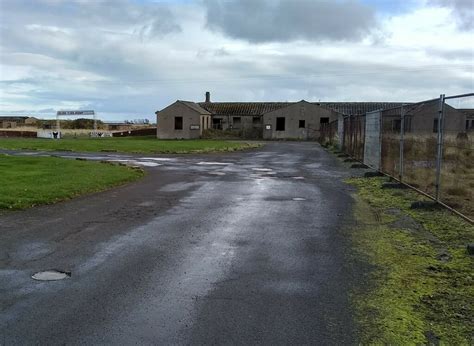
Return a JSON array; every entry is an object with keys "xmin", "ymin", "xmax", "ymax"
[
  {"xmin": 433, "ymin": 118, "xmax": 438, "ymax": 133},
  {"xmin": 174, "ymin": 116, "xmax": 183, "ymax": 130},
  {"xmin": 212, "ymin": 118, "xmax": 223, "ymax": 130},
  {"xmin": 253, "ymin": 116, "xmax": 261, "ymax": 125},
  {"xmin": 320, "ymin": 117, "xmax": 329, "ymax": 124},
  {"xmin": 393, "ymin": 119, "xmax": 401, "ymax": 132},
  {"xmin": 299, "ymin": 120, "xmax": 305, "ymax": 128},
  {"xmin": 233, "ymin": 117, "xmax": 241, "ymax": 128},
  {"xmin": 276, "ymin": 117, "xmax": 285, "ymax": 131}
]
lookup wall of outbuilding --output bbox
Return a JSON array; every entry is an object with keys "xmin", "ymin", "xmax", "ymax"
[
  {"xmin": 156, "ymin": 102, "xmax": 202, "ymax": 139},
  {"xmin": 262, "ymin": 102, "xmax": 337, "ymax": 140}
]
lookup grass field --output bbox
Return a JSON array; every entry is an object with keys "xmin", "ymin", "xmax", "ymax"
[
  {"xmin": 348, "ymin": 177, "xmax": 473, "ymax": 344},
  {"xmin": 0, "ymin": 155, "xmax": 143, "ymax": 210},
  {"xmin": 0, "ymin": 136, "xmax": 260, "ymax": 154}
]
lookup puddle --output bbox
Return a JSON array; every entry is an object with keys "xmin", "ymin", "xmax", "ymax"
[
  {"xmin": 252, "ymin": 168, "xmax": 273, "ymax": 172},
  {"xmin": 292, "ymin": 198, "xmax": 306, "ymax": 201},
  {"xmin": 141, "ymin": 157, "xmax": 175, "ymax": 161},
  {"xmin": 32, "ymin": 270, "xmax": 71, "ymax": 281},
  {"xmin": 197, "ymin": 162, "xmax": 232, "ymax": 165},
  {"xmin": 132, "ymin": 161, "xmax": 161, "ymax": 167},
  {"xmin": 209, "ymin": 171, "xmax": 226, "ymax": 176}
]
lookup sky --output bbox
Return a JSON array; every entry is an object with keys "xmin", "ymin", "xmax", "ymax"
[{"xmin": 0, "ymin": 0, "xmax": 473, "ymax": 121}]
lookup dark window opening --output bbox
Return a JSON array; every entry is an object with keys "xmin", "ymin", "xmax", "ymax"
[
  {"xmin": 433, "ymin": 118, "xmax": 438, "ymax": 133},
  {"xmin": 174, "ymin": 116, "xmax": 183, "ymax": 130},
  {"xmin": 320, "ymin": 117, "xmax": 329, "ymax": 124},
  {"xmin": 276, "ymin": 117, "xmax": 285, "ymax": 131},
  {"xmin": 253, "ymin": 116, "xmax": 261, "ymax": 125},
  {"xmin": 299, "ymin": 120, "xmax": 305, "ymax": 128},
  {"xmin": 392, "ymin": 119, "xmax": 401, "ymax": 132},
  {"xmin": 232, "ymin": 117, "xmax": 241, "ymax": 128},
  {"xmin": 212, "ymin": 118, "xmax": 223, "ymax": 130}
]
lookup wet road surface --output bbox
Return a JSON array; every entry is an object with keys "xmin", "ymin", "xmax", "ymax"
[{"xmin": 0, "ymin": 142, "xmax": 362, "ymax": 344}]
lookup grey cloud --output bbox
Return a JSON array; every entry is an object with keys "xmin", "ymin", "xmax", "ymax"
[
  {"xmin": 431, "ymin": 0, "xmax": 474, "ymax": 30},
  {"xmin": 203, "ymin": 0, "xmax": 377, "ymax": 42},
  {"xmin": 0, "ymin": 0, "xmax": 182, "ymax": 38}
]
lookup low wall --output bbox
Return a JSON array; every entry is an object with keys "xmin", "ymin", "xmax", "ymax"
[
  {"xmin": 0, "ymin": 130, "xmax": 37, "ymax": 138},
  {"xmin": 112, "ymin": 128, "xmax": 157, "ymax": 137}
]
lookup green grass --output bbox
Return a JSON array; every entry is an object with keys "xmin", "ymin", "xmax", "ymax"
[
  {"xmin": 348, "ymin": 177, "xmax": 473, "ymax": 344},
  {"xmin": 0, "ymin": 155, "xmax": 144, "ymax": 210},
  {"xmin": 0, "ymin": 136, "xmax": 260, "ymax": 154}
]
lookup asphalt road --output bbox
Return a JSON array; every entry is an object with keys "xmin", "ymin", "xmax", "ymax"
[{"xmin": 0, "ymin": 142, "xmax": 362, "ymax": 345}]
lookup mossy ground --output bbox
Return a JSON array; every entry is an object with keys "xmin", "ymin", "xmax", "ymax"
[{"xmin": 348, "ymin": 177, "xmax": 473, "ymax": 344}]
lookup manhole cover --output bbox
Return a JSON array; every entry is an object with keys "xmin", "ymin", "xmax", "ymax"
[
  {"xmin": 292, "ymin": 198, "xmax": 306, "ymax": 201},
  {"xmin": 32, "ymin": 270, "xmax": 71, "ymax": 281}
]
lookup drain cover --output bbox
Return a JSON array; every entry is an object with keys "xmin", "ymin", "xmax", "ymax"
[{"xmin": 32, "ymin": 270, "xmax": 71, "ymax": 281}]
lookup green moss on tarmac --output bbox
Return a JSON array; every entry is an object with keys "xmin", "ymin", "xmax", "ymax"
[{"xmin": 348, "ymin": 177, "xmax": 473, "ymax": 344}]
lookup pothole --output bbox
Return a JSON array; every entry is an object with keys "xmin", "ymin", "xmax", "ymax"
[
  {"xmin": 32, "ymin": 270, "xmax": 71, "ymax": 281},
  {"xmin": 292, "ymin": 198, "xmax": 306, "ymax": 201}
]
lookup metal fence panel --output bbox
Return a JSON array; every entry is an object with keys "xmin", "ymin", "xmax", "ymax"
[
  {"xmin": 364, "ymin": 111, "xmax": 381, "ymax": 170},
  {"xmin": 381, "ymin": 107, "xmax": 402, "ymax": 178},
  {"xmin": 401, "ymin": 100, "xmax": 439, "ymax": 197},
  {"xmin": 439, "ymin": 94, "xmax": 474, "ymax": 220},
  {"xmin": 324, "ymin": 93, "xmax": 473, "ymax": 221}
]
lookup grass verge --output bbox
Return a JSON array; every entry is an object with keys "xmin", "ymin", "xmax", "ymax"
[
  {"xmin": 0, "ymin": 136, "xmax": 261, "ymax": 154},
  {"xmin": 348, "ymin": 177, "xmax": 473, "ymax": 344},
  {"xmin": 0, "ymin": 155, "xmax": 144, "ymax": 210}
]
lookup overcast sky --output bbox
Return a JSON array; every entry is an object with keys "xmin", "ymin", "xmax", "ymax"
[{"xmin": 0, "ymin": 0, "xmax": 473, "ymax": 121}]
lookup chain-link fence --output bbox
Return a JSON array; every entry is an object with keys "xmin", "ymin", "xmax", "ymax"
[{"xmin": 322, "ymin": 93, "xmax": 474, "ymax": 221}]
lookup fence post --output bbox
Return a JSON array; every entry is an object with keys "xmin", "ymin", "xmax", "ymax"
[
  {"xmin": 399, "ymin": 105, "xmax": 405, "ymax": 181},
  {"xmin": 435, "ymin": 94, "xmax": 445, "ymax": 201}
]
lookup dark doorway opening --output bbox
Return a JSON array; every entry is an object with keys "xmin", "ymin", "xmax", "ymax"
[
  {"xmin": 174, "ymin": 117, "xmax": 183, "ymax": 130},
  {"xmin": 276, "ymin": 117, "xmax": 285, "ymax": 131}
]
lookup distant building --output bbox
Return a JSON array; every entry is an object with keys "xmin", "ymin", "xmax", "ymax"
[
  {"xmin": 0, "ymin": 116, "xmax": 38, "ymax": 129},
  {"xmin": 382, "ymin": 100, "xmax": 467, "ymax": 134},
  {"xmin": 460, "ymin": 109, "xmax": 474, "ymax": 131},
  {"xmin": 155, "ymin": 92, "xmax": 467, "ymax": 139}
]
